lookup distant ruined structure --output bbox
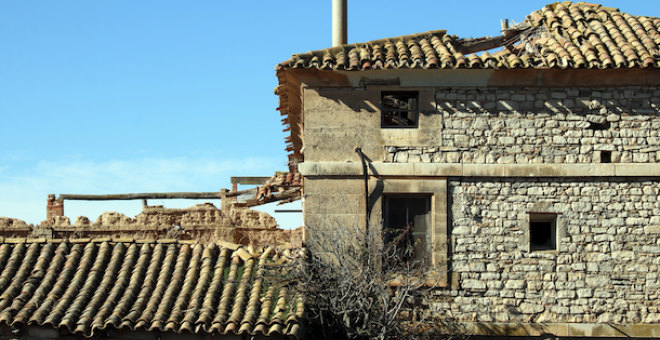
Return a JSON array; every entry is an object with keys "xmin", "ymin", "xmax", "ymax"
[{"xmin": 1, "ymin": 173, "xmax": 302, "ymax": 247}]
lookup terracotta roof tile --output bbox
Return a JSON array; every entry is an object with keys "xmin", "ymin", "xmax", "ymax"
[
  {"xmin": 0, "ymin": 241, "xmax": 302, "ymax": 338},
  {"xmin": 279, "ymin": 2, "xmax": 660, "ymax": 71}
]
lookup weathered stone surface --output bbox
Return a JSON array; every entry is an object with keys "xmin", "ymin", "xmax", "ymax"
[
  {"xmin": 384, "ymin": 86, "xmax": 660, "ymax": 165},
  {"xmin": 304, "ymin": 84, "xmax": 660, "ymax": 327},
  {"xmin": 447, "ymin": 177, "xmax": 660, "ymax": 324}
]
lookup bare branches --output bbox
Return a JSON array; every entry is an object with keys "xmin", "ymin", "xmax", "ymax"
[{"xmin": 285, "ymin": 220, "xmax": 453, "ymax": 340}]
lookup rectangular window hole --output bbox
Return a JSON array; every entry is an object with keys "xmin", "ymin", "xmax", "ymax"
[
  {"xmin": 601, "ymin": 150, "xmax": 612, "ymax": 163},
  {"xmin": 589, "ymin": 121, "xmax": 610, "ymax": 130},
  {"xmin": 384, "ymin": 195, "xmax": 430, "ymax": 267},
  {"xmin": 529, "ymin": 213, "xmax": 557, "ymax": 251}
]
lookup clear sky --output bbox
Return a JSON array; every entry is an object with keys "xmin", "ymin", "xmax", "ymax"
[{"xmin": 1, "ymin": 1, "xmax": 657, "ymax": 228}]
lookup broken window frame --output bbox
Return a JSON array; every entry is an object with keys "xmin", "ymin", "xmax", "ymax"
[
  {"xmin": 381, "ymin": 92, "xmax": 419, "ymax": 128},
  {"xmin": 383, "ymin": 194, "xmax": 431, "ymax": 267}
]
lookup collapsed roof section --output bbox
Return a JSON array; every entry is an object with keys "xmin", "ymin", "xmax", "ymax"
[
  {"xmin": 281, "ymin": 2, "xmax": 660, "ymax": 71},
  {"xmin": 275, "ymin": 2, "xmax": 660, "ymax": 160}
]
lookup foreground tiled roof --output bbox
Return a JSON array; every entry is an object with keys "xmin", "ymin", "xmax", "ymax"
[
  {"xmin": 279, "ymin": 2, "xmax": 660, "ymax": 70},
  {"xmin": 0, "ymin": 239, "xmax": 303, "ymax": 338}
]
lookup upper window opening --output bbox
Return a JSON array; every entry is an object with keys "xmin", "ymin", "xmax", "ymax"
[
  {"xmin": 383, "ymin": 195, "xmax": 430, "ymax": 267},
  {"xmin": 381, "ymin": 92, "xmax": 419, "ymax": 128},
  {"xmin": 529, "ymin": 213, "xmax": 557, "ymax": 251}
]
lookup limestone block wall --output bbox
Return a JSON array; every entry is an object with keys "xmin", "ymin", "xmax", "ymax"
[
  {"xmin": 440, "ymin": 177, "xmax": 660, "ymax": 324},
  {"xmin": 385, "ymin": 86, "xmax": 660, "ymax": 164}
]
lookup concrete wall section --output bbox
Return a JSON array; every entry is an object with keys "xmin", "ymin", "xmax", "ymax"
[{"xmin": 303, "ymin": 177, "xmax": 367, "ymax": 231}]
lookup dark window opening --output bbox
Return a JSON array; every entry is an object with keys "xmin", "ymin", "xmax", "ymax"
[
  {"xmin": 589, "ymin": 121, "xmax": 610, "ymax": 130},
  {"xmin": 381, "ymin": 92, "xmax": 419, "ymax": 128},
  {"xmin": 601, "ymin": 151, "xmax": 612, "ymax": 163},
  {"xmin": 384, "ymin": 195, "xmax": 430, "ymax": 267},
  {"xmin": 529, "ymin": 213, "xmax": 557, "ymax": 251}
]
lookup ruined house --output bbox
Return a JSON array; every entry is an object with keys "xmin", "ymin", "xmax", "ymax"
[
  {"xmin": 0, "ymin": 182, "xmax": 304, "ymax": 339},
  {"xmin": 276, "ymin": 1, "xmax": 660, "ymax": 337},
  {"xmin": 0, "ymin": 188, "xmax": 304, "ymax": 340}
]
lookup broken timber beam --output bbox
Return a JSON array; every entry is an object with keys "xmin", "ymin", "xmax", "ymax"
[
  {"xmin": 455, "ymin": 27, "xmax": 527, "ymax": 55},
  {"xmin": 230, "ymin": 177, "xmax": 271, "ymax": 185},
  {"xmin": 58, "ymin": 188, "xmax": 257, "ymax": 201},
  {"xmin": 456, "ymin": 36, "xmax": 511, "ymax": 55},
  {"xmin": 242, "ymin": 189, "xmax": 301, "ymax": 208}
]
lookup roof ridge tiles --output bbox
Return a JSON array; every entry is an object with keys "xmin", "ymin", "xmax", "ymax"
[{"xmin": 279, "ymin": 1, "xmax": 660, "ymax": 72}]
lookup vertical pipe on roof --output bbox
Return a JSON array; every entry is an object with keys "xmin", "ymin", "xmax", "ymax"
[{"xmin": 332, "ymin": 0, "xmax": 347, "ymax": 46}]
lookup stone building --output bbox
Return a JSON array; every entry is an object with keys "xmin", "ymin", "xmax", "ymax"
[{"xmin": 276, "ymin": 1, "xmax": 660, "ymax": 337}]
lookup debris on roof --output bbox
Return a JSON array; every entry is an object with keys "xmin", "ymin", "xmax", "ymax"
[{"xmin": 279, "ymin": 2, "xmax": 660, "ymax": 71}]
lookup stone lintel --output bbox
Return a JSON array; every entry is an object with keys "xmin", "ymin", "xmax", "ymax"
[
  {"xmin": 299, "ymin": 162, "xmax": 660, "ymax": 178},
  {"xmin": 462, "ymin": 322, "xmax": 660, "ymax": 338}
]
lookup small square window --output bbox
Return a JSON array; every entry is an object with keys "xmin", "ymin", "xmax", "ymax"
[
  {"xmin": 383, "ymin": 195, "xmax": 430, "ymax": 266},
  {"xmin": 529, "ymin": 213, "xmax": 557, "ymax": 251},
  {"xmin": 600, "ymin": 151, "xmax": 612, "ymax": 163},
  {"xmin": 381, "ymin": 92, "xmax": 418, "ymax": 128}
]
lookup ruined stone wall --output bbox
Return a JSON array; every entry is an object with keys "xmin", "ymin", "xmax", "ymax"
[
  {"xmin": 386, "ymin": 86, "xmax": 660, "ymax": 164},
  {"xmin": 437, "ymin": 177, "xmax": 660, "ymax": 324},
  {"xmin": 0, "ymin": 204, "xmax": 290, "ymax": 246}
]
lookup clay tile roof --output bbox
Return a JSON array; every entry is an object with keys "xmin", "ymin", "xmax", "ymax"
[
  {"xmin": 278, "ymin": 2, "xmax": 660, "ymax": 71},
  {"xmin": 0, "ymin": 240, "xmax": 303, "ymax": 338}
]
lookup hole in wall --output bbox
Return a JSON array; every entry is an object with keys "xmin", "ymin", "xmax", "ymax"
[
  {"xmin": 588, "ymin": 121, "xmax": 610, "ymax": 130},
  {"xmin": 600, "ymin": 151, "xmax": 612, "ymax": 163}
]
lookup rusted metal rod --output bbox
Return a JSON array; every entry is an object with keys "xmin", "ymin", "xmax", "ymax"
[{"xmin": 58, "ymin": 188, "xmax": 256, "ymax": 201}]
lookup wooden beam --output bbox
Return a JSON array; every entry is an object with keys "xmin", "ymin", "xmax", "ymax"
[
  {"xmin": 230, "ymin": 177, "xmax": 271, "ymax": 185},
  {"xmin": 455, "ymin": 28, "xmax": 525, "ymax": 55},
  {"xmin": 455, "ymin": 36, "xmax": 509, "ymax": 55},
  {"xmin": 243, "ymin": 190, "xmax": 301, "ymax": 208},
  {"xmin": 58, "ymin": 188, "xmax": 257, "ymax": 201}
]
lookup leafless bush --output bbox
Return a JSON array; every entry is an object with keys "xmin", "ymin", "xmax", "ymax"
[{"xmin": 286, "ymin": 219, "xmax": 459, "ymax": 340}]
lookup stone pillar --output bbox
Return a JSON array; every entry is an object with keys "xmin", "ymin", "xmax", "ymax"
[
  {"xmin": 46, "ymin": 194, "xmax": 64, "ymax": 220},
  {"xmin": 220, "ymin": 189, "xmax": 230, "ymax": 212}
]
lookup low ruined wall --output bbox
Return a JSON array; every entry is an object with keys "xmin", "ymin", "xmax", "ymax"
[
  {"xmin": 1, "ymin": 204, "xmax": 288, "ymax": 246},
  {"xmin": 437, "ymin": 177, "xmax": 660, "ymax": 324}
]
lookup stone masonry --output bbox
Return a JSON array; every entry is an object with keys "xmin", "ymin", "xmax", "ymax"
[
  {"xmin": 386, "ymin": 86, "xmax": 660, "ymax": 164},
  {"xmin": 432, "ymin": 177, "xmax": 660, "ymax": 325},
  {"xmin": 299, "ymin": 80, "xmax": 660, "ymax": 329}
]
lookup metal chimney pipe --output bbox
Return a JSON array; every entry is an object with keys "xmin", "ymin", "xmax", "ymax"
[{"xmin": 332, "ymin": 0, "xmax": 347, "ymax": 46}]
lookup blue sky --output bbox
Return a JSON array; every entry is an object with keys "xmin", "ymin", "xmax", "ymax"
[{"xmin": 1, "ymin": 1, "xmax": 657, "ymax": 228}]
